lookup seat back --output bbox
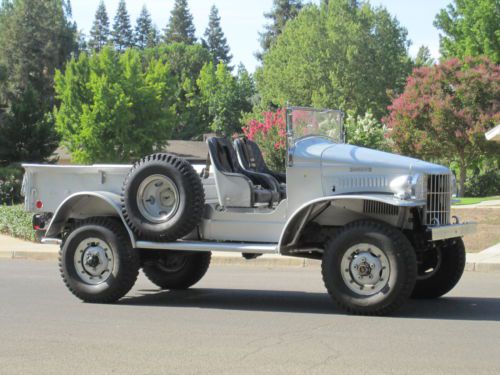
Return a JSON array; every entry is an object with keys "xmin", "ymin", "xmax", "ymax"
[
  {"xmin": 208, "ymin": 137, "xmax": 241, "ymax": 174},
  {"xmin": 234, "ymin": 138, "xmax": 268, "ymax": 173},
  {"xmin": 234, "ymin": 138, "xmax": 287, "ymax": 184}
]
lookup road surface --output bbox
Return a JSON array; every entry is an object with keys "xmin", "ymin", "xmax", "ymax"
[{"xmin": 1, "ymin": 260, "xmax": 499, "ymax": 374}]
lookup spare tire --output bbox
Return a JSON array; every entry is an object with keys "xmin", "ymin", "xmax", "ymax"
[{"xmin": 121, "ymin": 153, "xmax": 205, "ymax": 241}]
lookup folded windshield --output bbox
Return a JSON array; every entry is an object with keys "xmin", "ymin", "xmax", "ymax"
[{"xmin": 286, "ymin": 107, "xmax": 344, "ymax": 143}]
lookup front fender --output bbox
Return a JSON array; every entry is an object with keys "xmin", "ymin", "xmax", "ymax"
[
  {"xmin": 45, "ymin": 191, "xmax": 135, "ymax": 246},
  {"xmin": 278, "ymin": 194, "xmax": 425, "ymax": 253}
]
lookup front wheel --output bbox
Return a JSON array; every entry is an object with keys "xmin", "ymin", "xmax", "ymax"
[
  {"xmin": 322, "ymin": 220, "xmax": 417, "ymax": 315},
  {"xmin": 412, "ymin": 238, "xmax": 465, "ymax": 299},
  {"xmin": 142, "ymin": 252, "xmax": 211, "ymax": 290},
  {"xmin": 59, "ymin": 218, "xmax": 140, "ymax": 303}
]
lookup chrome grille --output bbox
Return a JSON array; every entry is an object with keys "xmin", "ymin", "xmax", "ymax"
[{"xmin": 425, "ymin": 174, "xmax": 451, "ymax": 226}]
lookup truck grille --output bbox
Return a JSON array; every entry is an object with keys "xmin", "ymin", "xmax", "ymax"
[{"xmin": 425, "ymin": 174, "xmax": 451, "ymax": 226}]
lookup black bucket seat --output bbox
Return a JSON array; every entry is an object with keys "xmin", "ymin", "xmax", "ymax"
[
  {"xmin": 207, "ymin": 137, "xmax": 280, "ymax": 206},
  {"xmin": 234, "ymin": 138, "xmax": 286, "ymax": 198}
]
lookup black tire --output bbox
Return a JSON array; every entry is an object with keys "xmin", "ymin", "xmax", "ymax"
[
  {"xmin": 142, "ymin": 252, "xmax": 211, "ymax": 289},
  {"xmin": 322, "ymin": 220, "xmax": 417, "ymax": 315},
  {"xmin": 59, "ymin": 218, "xmax": 140, "ymax": 303},
  {"xmin": 121, "ymin": 153, "xmax": 205, "ymax": 241},
  {"xmin": 411, "ymin": 237, "xmax": 466, "ymax": 299}
]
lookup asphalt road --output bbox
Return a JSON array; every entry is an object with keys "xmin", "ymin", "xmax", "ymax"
[{"xmin": 1, "ymin": 261, "xmax": 499, "ymax": 375}]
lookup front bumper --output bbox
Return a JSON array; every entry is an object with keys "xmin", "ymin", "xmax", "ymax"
[{"xmin": 427, "ymin": 222, "xmax": 477, "ymax": 241}]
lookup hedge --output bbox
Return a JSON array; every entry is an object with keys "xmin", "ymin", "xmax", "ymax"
[{"xmin": 0, "ymin": 204, "xmax": 35, "ymax": 242}]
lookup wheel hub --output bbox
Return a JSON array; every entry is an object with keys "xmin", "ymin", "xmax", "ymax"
[
  {"xmin": 341, "ymin": 244, "xmax": 390, "ymax": 296},
  {"xmin": 137, "ymin": 174, "xmax": 180, "ymax": 223},
  {"xmin": 74, "ymin": 238, "xmax": 114, "ymax": 285}
]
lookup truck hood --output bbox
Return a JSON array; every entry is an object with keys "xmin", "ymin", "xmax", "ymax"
[
  {"xmin": 293, "ymin": 137, "xmax": 450, "ymax": 197},
  {"xmin": 294, "ymin": 137, "xmax": 449, "ymax": 175},
  {"xmin": 320, "ymin": 144, "xmax": 449, "ymax": 175}
]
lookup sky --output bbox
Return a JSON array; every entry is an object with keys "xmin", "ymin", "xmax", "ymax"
[{"xmin": 71, "ymin": 0, "xmax": 451, "ymax": 72}]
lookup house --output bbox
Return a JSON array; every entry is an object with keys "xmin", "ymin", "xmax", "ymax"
[{"xmin": 485, "ymin": 125, "xmax": 500, "ymax": 142}]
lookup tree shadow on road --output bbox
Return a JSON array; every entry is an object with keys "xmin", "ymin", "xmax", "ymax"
[{"xmin": 119, "ymin": 288, "xmax": 500, "ymax": 321}]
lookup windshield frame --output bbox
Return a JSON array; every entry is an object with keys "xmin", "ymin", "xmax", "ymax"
[{"xmin": 286, "ymin": 106, "xmax": 345, "ymax": 144}]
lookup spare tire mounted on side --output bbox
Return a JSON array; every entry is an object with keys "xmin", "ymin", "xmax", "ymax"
[{"xmin": 121, "ymin": 153, "xmax": 205, "ymax": 241}]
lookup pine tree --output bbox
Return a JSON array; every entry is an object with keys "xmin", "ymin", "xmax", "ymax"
[
  {"xmin": 204, "ymin": 5, "xmax": 232, "ymax": 66},
  {"xmin": 164, "ymin": 0, "xmax": 196, "ymax": 45},
  {"xmin": 257, "ymin": 0, "xmax": 303, "ymax": 60},
  {"xmin": 134, "ymin": 5, "xmax": 158, "ymax": 49},
  {"xmin": 112, "ymin": 0, "xmax": 133, "ymax": 52},
  {"xmin": 88, "ymin": 1, "xmax": 110, "ymax": 52},
  {"xmin": 0, "ymin": 0, "xmax": 77, "ymax": 164}
]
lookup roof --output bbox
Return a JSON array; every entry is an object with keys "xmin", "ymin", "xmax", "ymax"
[
  {"xmin": 163, "ymin": 140, "xmax": 208, "ymax": 161},
  {"xmin": 485, "ymin": 125, "xmax": 500, "ymax": 142},
  {"xmin": 54, "ymin": 140, "xmax": 209, "ymax": 164}
]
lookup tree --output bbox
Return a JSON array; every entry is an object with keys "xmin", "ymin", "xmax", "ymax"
[
  {"xmin": 257, "ymin": 0, "xmax": 303, "ymax": 60},
  {"xmin": 384, "ymin": 57, "xmax": 500, "ymax": 196},
  {"xmin": 88, "ymin": 0, "xmax": 110, "ymax": 52},
  {"xmin": 163, "ymin": 0, "xmax": 196, "ymax": 45},
  {"xmin": 112, "ymin": 0, "xmax": 133, "ymax": 52},
  {"xmin": 235, "ymin": 64, "xmax": 255, "ymax": 114},
  {"xmin": 203, "ymin": 5, "xmax": 232, "ymax": 66},
  {"xmin": 143, "ymin": 43, "xmax": 212, "ymax": 139},
  {"xmin": 257, "ymin": 0, "xmax": 412, "ymax": 119},
  {"xmin": 0, "ymin": 0, "xmax": 77, "ymax": 164},
  {"xmin": 54, "ymin": 48, "xmax": 176, "ymax": 164},
  {"xmin": 197, "ymin": 62, "xmax": 241, "ymax": 135},
  {"xmin": 414, "ymin": 45, "xmax": 435, "ymax": 68},
  {"xmin": 434, "ymin": 0, "xmax": 499, "ymax": 63},
  {"xmin": 134, "ymin": 5, "xmax": 158, "ymax": 49}
]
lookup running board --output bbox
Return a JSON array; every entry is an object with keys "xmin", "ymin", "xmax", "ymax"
[{"xmin": 135, "ymin": 240, "xmax": 278, "ymax": 254}]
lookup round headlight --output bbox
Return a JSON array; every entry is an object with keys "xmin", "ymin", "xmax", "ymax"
[{"xmin": 390, "ymin": 174, "xmax": 425, "ymax": 200}]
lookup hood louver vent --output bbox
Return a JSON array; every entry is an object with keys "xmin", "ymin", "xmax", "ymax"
[{"xmin": 363, "ymin": 201, "xmax": 399, "ymax": 216}]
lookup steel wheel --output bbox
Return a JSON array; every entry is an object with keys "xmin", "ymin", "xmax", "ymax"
[
  {"xmin": 340, "ymin": 243, "xmax": 390, "ymax": 296},
  {"xmin": 322, "ymin": 220, "xmax": 417, "ymax": 315},
  {"xmin": 59, "ymin": 218, "xmax": 140, "ymax": 303},
  {"xmin": 136, "ymin": 174, "xmax": 180, "ymax": 223},
  {"xmin": 73, "ymin": 237, "xmax": 115, "ymax": 285}
]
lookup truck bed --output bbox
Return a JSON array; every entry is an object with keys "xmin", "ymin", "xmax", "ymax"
[{"xmin": 22, "ymin": 164, "xmax": 213, "ymax": 214}]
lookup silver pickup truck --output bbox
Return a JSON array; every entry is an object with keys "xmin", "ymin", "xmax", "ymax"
[{"xmin": 22, "ymin": 107, "xmax": 476, "ymax": 315}]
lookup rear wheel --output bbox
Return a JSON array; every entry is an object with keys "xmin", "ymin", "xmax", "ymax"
[
  {"xmin": 59, "ymin": 218, "xmax": 140, "ymax": 303},
  {"xmin": 142, "ymin": 252, "xmax": 211, "ymax": 290},
  {"xmin": 322, "ymin": 220, "xmax": 417, "ymax": 315},
  {"xmin": 412, "ymin": 238, "xmax": 465, "ymax": 299}
]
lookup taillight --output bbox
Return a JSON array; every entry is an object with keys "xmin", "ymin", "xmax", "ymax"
[{"xmin": 35, "ymin": 200, "xmax": 43, "ymax": 209}]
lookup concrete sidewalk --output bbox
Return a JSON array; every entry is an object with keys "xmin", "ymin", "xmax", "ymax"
[{"xmin": 0, "ymin": 234, "xmax": 499, "ymax": 272}]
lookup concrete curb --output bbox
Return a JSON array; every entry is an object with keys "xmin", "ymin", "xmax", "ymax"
[{"xmin": 1, "ymin": 249, "xmax": 498, "ymax": 272}]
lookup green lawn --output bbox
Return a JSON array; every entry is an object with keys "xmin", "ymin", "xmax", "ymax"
[{"xmin": 452, "ymin": 196, "xmax": 500, "ymax": 206}]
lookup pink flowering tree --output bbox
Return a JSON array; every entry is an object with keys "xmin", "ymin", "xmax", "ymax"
[
  {"xmin": 384, "ymin": 57, "xmax": 500, "ymax": 196},
  {"xmin": 242, "ymin": 108, "xmax": 287, "ymax": 172}
]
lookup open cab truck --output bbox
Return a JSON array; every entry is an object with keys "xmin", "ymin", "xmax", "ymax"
[{"xmin": 22, "ymin": 107, "xmax": 476, "ymax": 315}]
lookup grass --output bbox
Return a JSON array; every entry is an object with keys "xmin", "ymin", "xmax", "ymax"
[
  {"xmin": 452, "ymin": 207, "xmax": 500, "ymax": 253},
  {"xmin": 452, "ymin": 196, "xmax": 500, "ymax": 206},
  {"xmin": 0, "ymin": 204, "xmax": 36, "ymax": 242}
]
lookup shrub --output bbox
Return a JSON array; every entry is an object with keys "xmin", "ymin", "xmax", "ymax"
[
  {"xmin": 0, "ymin": 166, "xmax": 23, "ymax": 205},
  {"xmin": 242, "ymin": 108, "xmax": 287, "ymax": 172},
  {"xmin": 0, "ymin": 204, "xmax": 35, "ymax": 241},
  {"xmin": 465, "ymin": 169, "xmax": 500, "ymax": 197},
  {"xmin": 344, "ymin": 111, "xmax": 391, "ymax": 151}
]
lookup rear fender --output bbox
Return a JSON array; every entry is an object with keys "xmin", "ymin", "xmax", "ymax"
[
  {"xmin": 278, "ymin": 195, "xmax": 425, "ymax": 254},
  {"xmin": 45, "ymin": 191, "xmax": 135, "ymax": 246}
]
